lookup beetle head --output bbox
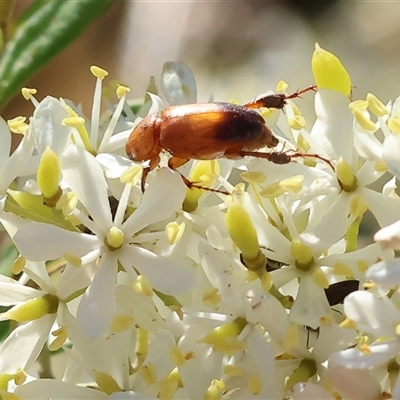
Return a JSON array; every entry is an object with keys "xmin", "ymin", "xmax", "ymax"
[{"xmin": 126, "ymin": 114, "xmax": 159, "ymax": 162}]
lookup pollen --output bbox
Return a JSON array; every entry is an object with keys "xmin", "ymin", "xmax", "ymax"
[
  {"xmin": 90, "ymin": 65, "xmax": 109, "ymax": 80},
  {"xmin": 202, "ymin": 287, "xmax": 221, "ymax": 307},
  {"xmin": 132, "ymin": 275, "xmax": 153, "ymax": 296}
]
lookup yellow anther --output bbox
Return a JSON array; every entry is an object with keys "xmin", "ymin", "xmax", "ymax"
[
  {"xmin": 111, "ymin": 315, "xmax": 134, "ymax": 333},
  {"xmin": 340, "ymin": 318, "xmax": 357, "ymax": 329},
  {"xmin": 21, "ymin": 87, "xmax": 37, "ymax": 100},
  {"xmin": 116, "ymin": 85, "xmax": 130, "ymax": 98},
  {"xmin": 165, "ymin": 222, "xmax": 185, "ymax": 245},
  {"xmin": 63, "ymin": 252, "xmax": 82, "ymax": 267},
  {"xmin": 120, "ymin": 165, "xmax": 142, "ymax": 185},
  {"xmin": 170, "ymin": 346, "xmax": 186, "ymax": 366},
  {"xmin": 229, "ymin": 98, "xmax": 239, "ymax": 105},
  {"xmin": 352, "ymin": 108, "xmax": 377, "ymax": 131},
  {"xmin": 223, "ymin": 364, "xmax": 244, "ymax": 376},
  {"xmin": 49, "ymin": 326, "xmax": 68, "ymax": 351},
  {"xmin": 138, "ymin": 363, "xmax": 157, "ymax": 385},
  {"xmin": 240, "ymin": 171, "xmax": 266, "ymax": 184},
  {"xmin": 360, "ymin": 343, "xmax": 371, "ymax": 355},
  {"xmin": 132, "ymin": 275, "xmax": 153, "ymax": 296},
  {"xmin": 14, "ymin": 369, "xmax": 27, "ymax": 385},
  {"xmin": 375, "ymin": 160, "xmax": 387, "ymax": 172},
  {"xmin": 259, "ymin": 182, "xmax": 285, "ymax": 198},
  {"xmin": 61, "ymin": 116, "xmax": 86, "ymax": 127},
  {"xmin": 283, "ymin": 324, "xmax": 299, "ymax": 352},
  {"xmin": 297, "ymin": 134, "xmax": 311, "ymax": 152},
  {"xmin": 388, "ymin": 117, "xmax": 400, "ymax": 134},
  {"xmin": 320, "ymin": 314, "xmax": 335, "ymax": 326},
  {"xmin": 94, "ymin": 370, "xmax": 121, "ymax": 395},
  {"xmin": 367, "ymin": 93, "xmax": 389, "ymax": 117},
  {"xmin": 288, "ymin": 115, "xmax": 306, "ymax": 130},
  {"xmin": 349, "ymin": 100, "xmax": 368, "ymax": 112},
  {"xmin": 276, "ymin": 80, "xmax": 289, "ymax": 92},
  {"xmin": 312, "ymin": 268, "xmax": 329, "ymax": 288},
  {"xmin": 248, "ymin": 374, "xmax": 262, "ymax": 395},
  {"xmin": 202, "ymin": 287, "xmax": 221, "ymax": 307},
  {"xmin": 90, "ymin": 65, "xmax": 109, "ymax": 80},
  {"xmin": 357, "ymin": 260, "xmax": 369, "ymax": 273},
  {"xmin": 7, "ymin": 116, "xmax": 28, "ymax": 134},
  {"xmin": 333, "ymin": 263, "xmax": 354, "ymax": 276},
  {"xmin": 56, "ymin": 192, "xmax": 78, "ymax": 215},
  {"xmin": 279, "ymin": 175, "xmax": 304, "ymax": 194},
  {"xmin": 260, "ymin": 107, "xmax": 277, "ymax": 119},
  {"xmin": 261, "ymin": 270, "xmax": 273, "ymax": 291},
  {"xmin": 11, "ymin": 255, "xmax": 25, "ymax": 275}
]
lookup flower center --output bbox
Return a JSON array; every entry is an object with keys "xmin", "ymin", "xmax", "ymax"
[{"xmin": 105, "ymin": 226, "xmax": 124, "ymax": 251}]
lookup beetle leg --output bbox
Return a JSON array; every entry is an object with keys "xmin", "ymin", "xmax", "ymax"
[
  {"xmin": 239, "ymin": 150, "xmax": 334, "ymax": 170},
  {"xmin": 168, "ymin": 157, "xmax": 190, "ymax": 170},
  {"xmin": 141, "ymin": 155, "xmax": 160, "ymax": 192},
  {"xmin": 238, "ymin": 150, "xmax": 292, "ymax": 164},
  {"xmin": 243, "ymin": 85, "xmax": 317, "ymax": 110}
]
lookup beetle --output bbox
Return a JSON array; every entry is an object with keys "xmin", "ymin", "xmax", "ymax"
[{"xmin": 126, "ymin": 86, "xmax": 330, "ymax": 191}]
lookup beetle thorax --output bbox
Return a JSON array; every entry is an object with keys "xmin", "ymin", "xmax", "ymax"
[{"xmin": 126, "ymin": 114, "xmax": 160, "ymax": 162}]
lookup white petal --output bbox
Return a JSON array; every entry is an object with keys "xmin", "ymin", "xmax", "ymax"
[
  {"xmin": 77, "ymin": 253, "xmax": 117, "ymax": 338},
  {"xmin": 0, "ymin": 275, "xmax": 42, "ymax": 305},
  {"xmin": 123, "ymin": 168, "xmax": 185, "ymax": 235},
  {"xmin": 383, "ymin": 133, "xmax": 400, "ymax": 180},
  {"xmin": 0, "ymin": 315, "xmax": 54, "ymax": 373},
  {"xmin": 289, "ymin": 275, "xmax": 331, "ymax": 329},
  {"xmin": 0, "ymin": 117, "xmax": 11, "ymax": 170},
  {"xmin": 121, "ymin": 246, "xmax": 196, "ymax": 295},
  {"xmin": 291, "ymin": 382, "xmax": 335, "ymax": 400},
  {"xmin": 15, "ymin": 380, "xmax": 108, "ymax": 400},
  {"xmin": 61, "ymin": 145, "xmax": 112, "ymax": 230},
  {"xmin": 327, "ymin": 359, "xmax": 382, "ymax": 400},
  {"xmin": 161, "ymin": 61, "xmax": 197, "ymax": 105},
  {"xmin": 363, "ymin": 186, "xmax": 400, "ymax": 228},
  {"xmin": 374, "ymin": 219, "xmax": 400, "ymax": 250},
  {"xmin": 330, "ymin": 342, "xmax": 400, "ymax": 369},
  {"xmin": 0, "ymin": 126, "xmax": 34, "ymax": 193},
  {"xmin": 31, "ymin": 96, "xmax": 71, "ymax": 155},
  {"xmin": 344, "ymin": 291, "xmax": 398, "ymax": 336},
  {"xmin": 366, "ymin": 259, "xmax": 400, "ymax": 286},
  {"xmin": 246, "ymin": 327, "xmax": 275, "ymax": 386},
  {"xmin": 96, "ymin": 153, "xmax": 132, "ymax": 179},
  {"xmin": 311, "ymin": 90, "xmax": 354, "ymax": 163},
  {"xmin": 13, "ymin": 222, "xmax": 100, "ymax": 261}
]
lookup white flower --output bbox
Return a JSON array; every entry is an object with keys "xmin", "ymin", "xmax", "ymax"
[{"xmin": 12, "ymin": 145, "xmax": 196, "ymax": 338}]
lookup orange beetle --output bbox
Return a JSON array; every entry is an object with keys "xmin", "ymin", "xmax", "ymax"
[{"xmin": 126, "ymin": 86, "xmax": 328, "ymax": 191}]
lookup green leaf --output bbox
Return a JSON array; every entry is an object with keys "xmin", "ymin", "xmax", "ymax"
[{"xmin": 0, "ymin": 0, "xmax": 113, "ymax": 109}]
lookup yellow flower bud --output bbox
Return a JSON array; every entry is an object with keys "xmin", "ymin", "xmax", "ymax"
[
  {"xmin": 291, "ymin": 237, "xmax": 315, "ymax": 272},
  {"xmin": 226, "ymin": 190, "xmax": 265, "ymax": 270},
  {"xmin": 336, "ymin": 157, "xmax": 358, "ymax": 192},
  {"xmin": 311, "ymin": 43, "xmax": 351, "ymax": 97},
  {"xmin": 37, "ymin": 146, "xmax": 62, "ymax": 206},
  {"xmin": 1, "ymin": 294, "xmax": 58, "ymax": 322}
]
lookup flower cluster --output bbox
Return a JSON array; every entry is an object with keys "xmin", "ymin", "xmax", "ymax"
[{"xmin": 0, "ymin": 45, "xmax": 399, "ymax": 399}]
